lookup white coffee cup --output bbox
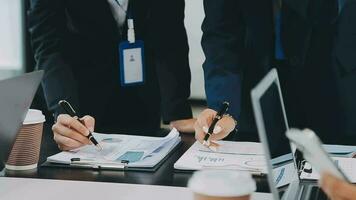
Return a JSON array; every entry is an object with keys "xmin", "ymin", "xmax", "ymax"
[
  {"xmin": 6, "ymin": 109, "xmax": 46, "ymax": 170},
  {"xmin": 188, "ymin": 170, "xmax": 256, "ymax": 200}
]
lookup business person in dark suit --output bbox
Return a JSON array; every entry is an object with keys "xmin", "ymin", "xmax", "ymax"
[
  {"xmin": 331, "ymin": 0, "xmax": 356, "ymax": 144},
  {"xmin": 195, "ymin": 0, "xmax": 273, "ymax": 144},
  {"xmin": 28, "ymin": 0, "xmax": 195, "ymax": 150},
  {"xmin": 322, "ymin": 0, "xmax": 356, "ymax": 172},
  {"xmin": 195, "ymin": 0, "xmax": 354, "ymax": 145},
  {"xmin": 277, "ymin": 0, "xmax": 342, "ymax": 144}
]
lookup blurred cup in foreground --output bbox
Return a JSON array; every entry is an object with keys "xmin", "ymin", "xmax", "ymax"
[
  {"xmin": 188, "ymin": 170, "xmax": 256, "ymax": 200},
  {"xmin": 6, "ymin": 109, "xmax": 45, "ymax": 170}
]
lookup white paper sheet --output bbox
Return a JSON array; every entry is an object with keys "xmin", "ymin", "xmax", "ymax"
[
  {"xmin": 273, "ymin": 162, "xmax": 296, "ymax": 188},
  {"xmin": 197, "ymin": 141, "xmax": 264, "ymax": 155},
  {"xmin": 174, "ymin": 141, "xmax": 268, "ymax": 173},
  {"xmin": 103, "ymin": 129, "xmax": 179, "ymax": 160}
]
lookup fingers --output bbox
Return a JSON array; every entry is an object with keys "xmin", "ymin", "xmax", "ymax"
[
  {"xmin": 57, "ymin": 114, "xmax": 90, "ymax": 136},
  {"xmin": 195, "ymin": 109, "xmax": 216, "ymax": 144},
  {"xmin": 195, "ymin": 109, "xmax": 236, "ymax": 149},
  {"xmin": 320, "ymin": 173, "xmax": 336, "ymax": 197},
  {"xmin": 57, "ymin": 143, "xmax": 76, "ymax": 151},
  {"xmin": 208, "ymin": 141, "xmax": 220, "ymax": 151},
  {"xmin": 336, "ymin": 183, "xmax": 356, "ymax": 200},
  {"xmin": 320, "ymin": 173, "xmax": 356, "ymax": 200},
  {"xmin": 194, "ymin": 121, "xmax": 206, "ymax": 143},
  {"xmin": 194, "ymin": 121, "xmax": 220, "ymax": 151},
  {"xmin": 208, "ymin": 116, "xmax": 235, "ymax": 141},
  {"xmin": 53, "ymin": 133, "xmax": 84, "ymax": 150},
  {"xmin": 195, "ymin": 109, "xmax": 217, "ymax": 142},
  {"xmin": 202, "ymin": 125, "xmax": 222, "ymax": 134},
  {"xmin": 52, "ymin": 123, "xmax": 90, "ymax": 145},
  {"xmin": 80, "ymin": 115, "xmax": 95, "ymax": 132},
  {"xmin": 196, "ymin": 109, "xmax": 216, "ymax": 131},
  {"xmin": 52, "ymin": 114, "xmax": 95, "ymax": 151}
]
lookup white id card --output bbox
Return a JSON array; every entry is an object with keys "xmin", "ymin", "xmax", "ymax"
[{"xmin": 119, "ymin": 40, "xmax": 145, "ymax": 86}]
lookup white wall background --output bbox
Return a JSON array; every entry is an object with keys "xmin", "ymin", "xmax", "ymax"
[
  {"xmin": 184, "ymin": 0, "xmax": 206, "ymax": 100},
  {"xmin": 0, "ymin": 0, "xmax": 23, "ymax": 70},
  {"xmin": 0, "ymin": 0, "xmax": 24, "ymax": 79}
]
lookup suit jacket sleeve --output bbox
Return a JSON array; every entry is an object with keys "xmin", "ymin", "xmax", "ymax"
[
  {"xmin": 201, "ymin": 0, "xmax": 244, "ymax": 120},
  {"xmin": 334, "ymin": 0, "xmax": 356, "ymax": 134},
  {"xmin": 149, "ymin": 0, "xmax": 192, "ymax": 123},
  {"xmin": 28, "ymin": 0, "xmax": 80, "ymax": 117}
]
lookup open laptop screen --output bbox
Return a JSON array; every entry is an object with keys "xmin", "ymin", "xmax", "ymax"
[
  {"xmin": 259, "ymin": 81, "xmax": 293, "ymax": 199},
  {"xmin": 260, "ymin": 82, "xmax": 292, "ymax": 160},
  {"xmin": 252, "ymin": 69, "xmax": 302, "ymax": 200}
]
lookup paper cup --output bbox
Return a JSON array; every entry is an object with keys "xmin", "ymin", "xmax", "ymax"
[
  {"xmin": 6, "ymin": 109, "xmax": 46, "ymax": 170},
  {"xmin": 188, "ymin": 170, "xmax": 256, "ymax": 200}
]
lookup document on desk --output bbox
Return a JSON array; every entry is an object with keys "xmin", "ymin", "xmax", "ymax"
[
  {"xmin": 324, "ymin": 144, "xmax": 356, "ymax": 157},
  {"xmin": 46, "ymin": 129, "xmax": 181, "ymax": 169},
  {"xmin": 174, "ymin": 141, "xmax": 267, "ymax": 174},
  {"xmin": 273, "ymin": 162, "xmax": 296, "ymax": 188}
]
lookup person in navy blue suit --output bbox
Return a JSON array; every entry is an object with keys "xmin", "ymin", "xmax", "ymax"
[
  {"xmin": 195, "ymin": 0, "xmax": 356, "ymax": 146},
  {"xmin": 195, "ymin": 0, "xmax": 273, "ymax": 145}
]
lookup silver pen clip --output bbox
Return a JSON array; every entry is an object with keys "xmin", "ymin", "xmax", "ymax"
[{"xmin": 70, "ymin": 158, "xmax": 128, "ymax": 170}]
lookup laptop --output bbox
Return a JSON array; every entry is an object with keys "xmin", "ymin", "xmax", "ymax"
[
  {"xmin": 251, "ymin": 68, "xmax": 329, "ymax": 200},
  {"xmin": 0, "ymin": 71, "xmax": 44, "ymax": 170}
]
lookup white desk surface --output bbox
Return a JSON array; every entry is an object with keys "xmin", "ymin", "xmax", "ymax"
[{"xmin": 0, "ymin": 177, "xmax": 272, "ymax": 200}]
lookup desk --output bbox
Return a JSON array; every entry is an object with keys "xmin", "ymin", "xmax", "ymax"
[
  {"xmin": 1, "ymin": 123, "xmax": 270, "ymax": 192},
  {"xmin": 0, "ymin": 177, "xmax": 273, "ymax": 200}
]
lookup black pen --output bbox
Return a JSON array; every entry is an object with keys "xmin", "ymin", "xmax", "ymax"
[
  {"xmin": 203, "ymin": 101, "xmax": 230, "ymax": 145},
  {"xmin": 58, "ymin": 100, "xmax": 102, "ymax": 151}
]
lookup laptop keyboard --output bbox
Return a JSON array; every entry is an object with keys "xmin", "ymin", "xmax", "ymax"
[{"xmin": 309, "ymin": 186, "xmax": 329, "ymax": 200}]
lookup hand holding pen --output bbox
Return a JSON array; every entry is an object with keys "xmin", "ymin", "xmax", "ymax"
[
  {"xmin": 51, "ymin": 100, "xmax": 102, "ymax": 151},
  {"xmin": 194, "ymin": 102, "xmax": 237, "ymax": 150}
]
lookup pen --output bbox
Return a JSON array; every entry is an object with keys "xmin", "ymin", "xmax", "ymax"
[
  {"xmin": 58, "ymin": 100, "xmax": 102, "ymax": 151},
  {"xmin": 203, "ymin": 101, "xmax": 229, "ymax": 145}
]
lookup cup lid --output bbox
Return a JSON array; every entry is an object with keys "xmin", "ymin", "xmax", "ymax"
[
  {"xmin": 188, "ymin": 170, "xmax": 256, "ymax": 197},
  {"xmin": 23, "ymin": 109, "xmax": 46, "ymax": 125}
]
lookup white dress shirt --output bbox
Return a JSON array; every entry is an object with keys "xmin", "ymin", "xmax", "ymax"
[{"xmin": 107, "ymin": 0, "xmax": 129, "ymax": 29}]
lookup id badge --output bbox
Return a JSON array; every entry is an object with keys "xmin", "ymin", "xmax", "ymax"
[{"xmin": 119, "ymin": 40, "xmax": 145, "ymax": 86}]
